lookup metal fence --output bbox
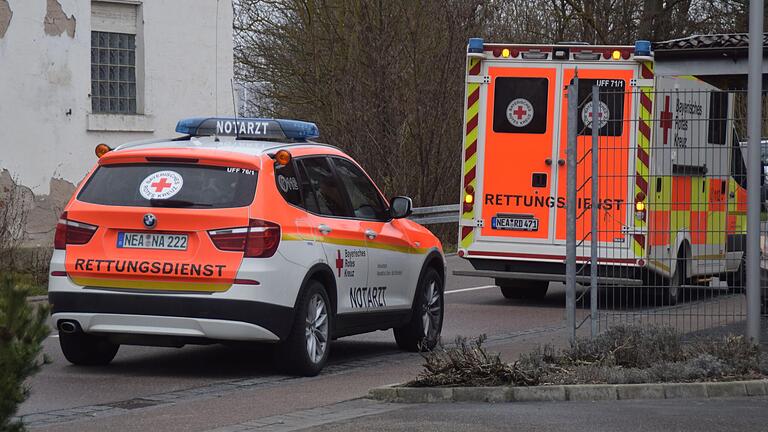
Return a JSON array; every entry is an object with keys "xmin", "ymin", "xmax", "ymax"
[{"xmin": 565, "ymin": 77, "xmax": 768, "ymax": 339}]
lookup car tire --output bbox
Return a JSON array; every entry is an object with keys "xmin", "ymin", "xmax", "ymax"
[
  {"xmin": 496, "ymin": 279, "xmax": 549, "ymax": 300},
  {"xmin": 280, "ymin": 280, "xmax": 331, "ymax": 377},
  {"xmin": 394, "ymin": 267, "xmax": 444, "ymax": 352},
  {"xmin": 59, "ymin": 331, "xmax": 119, "ymax": 366}
]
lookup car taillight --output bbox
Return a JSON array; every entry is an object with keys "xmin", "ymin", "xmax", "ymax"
[
  {"xmin": 54, "ymin": 212, "xmax": 98, "ymax": 249},
  {"xmin": 208, "ymin": 219, "xmax": 281, "ymax": 258}
]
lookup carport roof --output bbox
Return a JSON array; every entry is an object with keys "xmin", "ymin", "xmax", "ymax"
[
  {"xmin": 651, "ymin": 33, "xmax": 768, "ymax": 88},
  {"xmin": 653, "ymin": 33, "xmax": 767, "ymax": 51}
]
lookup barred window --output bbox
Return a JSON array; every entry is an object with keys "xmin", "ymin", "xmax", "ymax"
[{"xmin": 91, "ymin": 31, "xmax": 136, "ymax": 114}]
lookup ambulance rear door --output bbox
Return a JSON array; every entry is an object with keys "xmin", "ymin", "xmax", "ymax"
[
  {"xmin": 554, "ymin": 65, "xmax": 639, "ymax": 260},
  {"xmin": 478, "ymin": 62, "xmax": 563, "ymax": 246}
]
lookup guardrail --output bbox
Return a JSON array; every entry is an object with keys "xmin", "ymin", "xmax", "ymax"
[{"xmin": 408, "ymin": 204, "xmax": 460, "ymax": 224}]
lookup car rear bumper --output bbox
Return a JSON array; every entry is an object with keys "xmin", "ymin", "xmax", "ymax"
[{"xmin": 49, "ymin": 291, "xmax": 293, "ymax": 341}]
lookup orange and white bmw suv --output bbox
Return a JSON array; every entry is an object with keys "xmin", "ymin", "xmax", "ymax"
[{"xmin": 48, "ymin": 117, "xmax": 445, "ymax": 375}]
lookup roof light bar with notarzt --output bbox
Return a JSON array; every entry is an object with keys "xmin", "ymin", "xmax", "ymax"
[{"xmin": 175, "ymin": 117, "xmax": 320, "ymax": 141}]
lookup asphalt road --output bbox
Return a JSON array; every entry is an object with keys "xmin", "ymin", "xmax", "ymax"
[
  {"xmin": 18, "ymin": 255, "xmax": 752, "ymax": 431},
  {"xmin": 301, "ymin": 398, "xmax": 768, "ymax": 432}
]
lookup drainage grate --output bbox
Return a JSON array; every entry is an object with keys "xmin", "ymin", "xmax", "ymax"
[{"xmin": 104, "ymin": 398, "xmax": 161, "ymax": 410}]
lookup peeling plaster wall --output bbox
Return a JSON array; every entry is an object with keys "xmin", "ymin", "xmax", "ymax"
[
  {"xmin": 0, "ymin": 0, "xmax": 11, "ymax": 38},
  {"xmin": 44, "ymin": 0, "xmax": 76, "ymax": 37},
  {"xmin": 0, "ymin": 0, "xmax": 234, "ymax": 246}
]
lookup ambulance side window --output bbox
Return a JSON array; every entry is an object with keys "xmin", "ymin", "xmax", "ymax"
[
  {"xmin": 274, "ymin": 161, "xmax": 302, "ymax": 206},
  {"xmin": 298, "ymin": 157, "xmax": 352, "ymax": 217},
  {"xmin": 492, "ymin": 77, "xmax": 548, "ymax": 134},
  {"xmin": 731, "ymin": 132, "xmax": 747, "ymax": 189}
]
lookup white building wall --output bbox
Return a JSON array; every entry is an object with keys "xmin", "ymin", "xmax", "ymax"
[{"xmin": 0, "ymin": 0, "xmax": 234, "ymax": 195}]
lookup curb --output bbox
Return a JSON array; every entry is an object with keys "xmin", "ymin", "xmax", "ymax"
[{"xmin": 368, "ymin": 380, "xmax": 768, "ymax": 404}]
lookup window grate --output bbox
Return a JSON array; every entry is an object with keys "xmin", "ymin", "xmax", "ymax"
[{"xmin": 91, "ymin": 31, "xmax": 136, "ymax": 114}]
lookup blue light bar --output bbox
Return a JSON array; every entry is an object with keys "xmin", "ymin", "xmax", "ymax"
[
  {"xmin": 468, "ymin": 38, "xmax": 484, "ymax": 54},
  {"xmin": 634, "ymin": 40, "xmax": 651, "ymax": 57},
  {"xmin": 175, "ymin": 117, "xmax": 320, "ymax": 141}
]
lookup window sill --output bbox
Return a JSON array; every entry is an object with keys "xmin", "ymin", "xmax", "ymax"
[{"xmin": 87, "ymin": 114, "xmax": 155, "ymax": 133}]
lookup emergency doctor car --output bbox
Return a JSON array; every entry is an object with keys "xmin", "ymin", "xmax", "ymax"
[{"xmin": 48, "ymin": 117, "xmax": 445, "ymax": 376}]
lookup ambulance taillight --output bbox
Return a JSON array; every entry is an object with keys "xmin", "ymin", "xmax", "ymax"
[
  {"xmin": 635, "ymin": 200, "xmax": 647, "ymax": 221},
  {"xmin": 463, "ymin": 185, "xmax": 475, "ymax": 213},
  {"xmin": 208, "ymin": 219, "xmax": 281, "ymax": 258},
  {"xmin": 54, "ymin": 212, "xmax": 98, "ymax": 249}
]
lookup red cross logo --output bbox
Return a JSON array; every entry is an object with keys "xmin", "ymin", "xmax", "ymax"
[
  {"xmin": 660, "ymin": 96, "xmax": 673, "ymax": 145},
  {"xmin": 151, "ymin": 177, "xmax": 173, "ymax": 193},
  {"xmin": 335, "ymin": 250, "xmax": 343, "ymax": 277},
  {"xmin": 513, "ymin": 105, "xmax": 528, "ymax": 120}
]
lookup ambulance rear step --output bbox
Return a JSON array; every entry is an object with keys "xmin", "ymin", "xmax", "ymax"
[{"xmin": 453, "ymin": 270, "xmax": 642, "ymax": 286}]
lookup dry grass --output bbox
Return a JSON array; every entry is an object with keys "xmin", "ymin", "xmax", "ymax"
[{"xmin": 406, "ymin": 326, "xmax": 768, "ymax": 387}]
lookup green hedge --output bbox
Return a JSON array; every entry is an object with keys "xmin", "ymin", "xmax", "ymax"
[{"xmin": 0, "ymin": 275, "xmax": 50, "ymax": 432}]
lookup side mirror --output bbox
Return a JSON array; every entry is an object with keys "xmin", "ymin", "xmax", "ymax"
[{"xmin": 390, "ymin": 196, "xmax": 413, "ymax": 219}]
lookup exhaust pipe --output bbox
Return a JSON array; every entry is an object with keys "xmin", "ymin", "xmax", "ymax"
[{"xmin": 59, "ymin": 320, "xmax": 79, "ymax": 334}]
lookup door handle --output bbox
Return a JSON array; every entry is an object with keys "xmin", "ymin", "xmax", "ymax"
[
  {"xmin": 545, "ymin": 158, "xmax": 552, "ymax": 166},
  {"xmin": 318, "ymin": 224, "xmax": 332, "ymax": 235},
  {"xmin": 729, "ymin": 192, "xmax": 736, "ymax": 198},
  {"xmin": 364, "ymin": 229, "xmax": 378, "ymax": 240},
  {"xmin": 558, "ymin": 159, "xmax": 565, "ymax": 166}
]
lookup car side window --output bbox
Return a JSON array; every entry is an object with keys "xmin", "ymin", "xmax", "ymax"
[
  {"xmin": 331, "ymin": 157, "xmax": 389, "ymax": 221},
  {"xmin": 298, "ymin": 157, "xmax": 351, "ymax": 217},
  {"xmin": 274, "ymin": 160, "xmax": 302, "ymax": 206}
]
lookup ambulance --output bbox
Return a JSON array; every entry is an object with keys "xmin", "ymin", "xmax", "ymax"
[
  {"xmin": 456, "ymin": 38, "xmax": 749, "ymax": 304},
  {"xmin": 48, "ymin": 117, "xmax": 445, "ymax": 376}
]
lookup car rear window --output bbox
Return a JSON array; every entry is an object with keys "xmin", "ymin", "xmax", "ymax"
[{"xmin": 77, "ymin": 164, "xmax": 258, "ymax": 208}]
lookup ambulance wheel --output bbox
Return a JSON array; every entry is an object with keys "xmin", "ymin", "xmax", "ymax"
[
  {"xmin": 59, "ymin": 332, "xmax": 119, "ymax": 366},
  {"xmin": 727, "ymin": 254, "xmax": 746, "ymax": 293},
  {"xmin": 394, "ymin": 267, "xmax": 444, "ymax": 352},
  {"xmin": 281, "ymin": 280, "xmax": 331, "ymax": 377},
  {"xmin": 665, "ymin": 256, "xmax": 686, "ymax": 306},
  {"xmin": 496, "ymin": 279, "xmax": 549, "ymax": 300}
]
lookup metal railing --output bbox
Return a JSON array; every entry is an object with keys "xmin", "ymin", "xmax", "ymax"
[{"xmin": 408, "ymin": 204, "xmax": 460, "ymax": 224}]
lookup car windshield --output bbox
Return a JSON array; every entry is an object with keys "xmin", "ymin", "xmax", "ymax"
[{"xmin": 77, "ymin": 163, "xmax": 258, "ymax": 208}]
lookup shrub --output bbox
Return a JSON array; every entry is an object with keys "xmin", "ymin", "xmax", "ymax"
[
  {"xmin": 407, "ymin": 325, "xmax": 768, "ymax": 388},
  {"xmin": 408, "ymin": 335, "xmax": 517, "ymax": 387},
  {"xmin": 562, "ymin": 325, "xmax": 684, "ymax": 368},
  {"xmin": 0, "ymin": 275, "xmax": 50, "ymax": 432}
]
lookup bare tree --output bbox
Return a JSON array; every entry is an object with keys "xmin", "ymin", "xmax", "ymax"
[{"xmin": 234, "ymin": 0, "xmax": 750, "ymax": 215}]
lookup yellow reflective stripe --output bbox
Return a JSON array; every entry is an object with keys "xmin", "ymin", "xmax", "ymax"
[
  {"xmin": 650, "ymin": 259, "xmax": 671, "ymax": 273},
  {"xmin": 694, "ymin": 254, "xmax": 726, "ymax": 260},
  {"xmin": 281, "ymin": 234, "xmax": 428, "ymax": 255},
  {"xmin": 70, "ymin": 277, "xmax": 230, "ymax": 292}
]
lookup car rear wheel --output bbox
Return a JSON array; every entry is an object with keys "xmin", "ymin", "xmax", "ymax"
[
  {"xmin": 496, "ymin": 279, "xmax": 549, "ymax": 300},
  {"xmin": 394, "ymin": 267, "xmax": 443, "ymax": 352},
  {"xmin": 281, "ymin": 280, "xmax": 331, "ymax": 376},
  {"xmin": 59, "ymin": 331, "xmax": 119, "ymax": 366}
]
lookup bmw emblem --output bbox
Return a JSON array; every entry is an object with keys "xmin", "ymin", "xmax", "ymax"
[{"xmin": 143, "ymin": 213, "xmax": 157, "ymax": 229}]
